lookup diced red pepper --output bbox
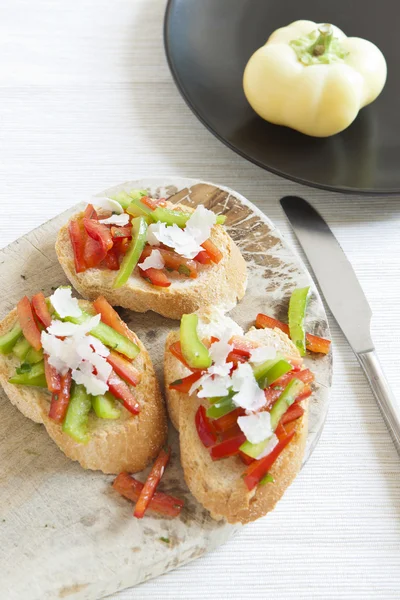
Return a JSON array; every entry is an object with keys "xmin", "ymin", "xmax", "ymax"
[
  {"xmin": 243, "ymin": 430, "xmax": 295, "ymax": 491},
  {"xmin": 114, "ymin": 237, "xmax": 130, "ymax": 256},
  {"xmin": 106, "ymin": 351, "xmax": 141, "ymax": 386},
  {"xmin": 112, "ymin": 472, "xmax": 183, "ymax": 518},
  {"xmin": 93, "ymin": 296, "xmax": 139, "ymax": 345},
  {"xmin": 280, "ymin": 403, "xmax": 305, "ymax": 425},
  {"xmin": 169, "ymin": 372, "xmax": 202, "ymax": 393},
  {"xmin": 169, "ymin": 341, "xmax": 201, "ymax": 372},
  {"xmin": 210, "ymin": 432, "xmax": 246, "ymax": 461},
  {"xmin": 83, "ymin": 204, "xmax": 98, "ymax": 220},
  {"xmin": 68, "ymin": 219, "xmax": 87, "ymax": 273},
  {"xmin": 255, "ymin": 313, "xmax": 331, "ymax": 355},
  {"xmin": 44, "ymin": 354, "xmax": 61, "ymax": 394},
  {"xmin": 140, "ymin": 268, "xmax": 171, "ymax": 288},
  {"xmin": 294, "ymin": 384, "xmax": 312, "ymax": 403},
  {"xmin": 195, "ymin": 405, "xmax": 218, "ymax": 448},
  {"xmin": 141, "ymin": 196, "xmax": 167, "ymax": 210},
  {"xmin": 134, "ymin": 447, "xmax": 171, "ymax": 518},
  {"xmin": 239, "ymin": 450, "xmax": 255, "ymax": 466},
  {"xmin": 31, "ymin": 292, "xmax": 52, "ymax": 329},
  {"xmin": 48, "ymin": 371, "xmax": 72, "ymax": 423},
  {"xmin": 271, "ymin": 368, "xmax": 314, "ymax": 389},
  {"xmin": 194, "ymin": 250, "xmax": 212, "ymax": 265},
  {"xmin": 212, "ymin": 407, "xmax": 245, "ymax": 433},
  {"xmin": 263, "ymin": 388, "xmax": 282, "ymax": 411},
  {"xmin": 229, "ymin": 336, "xmax": 259, "ymax": 356},
  {"xmin": 83, "ymin": 236, "xmax": 107, "ymax": 268},
  {"xmin": 104, "ymin": 247, "xmax": 120, "ymax": 271},
  {"xmin": 111, "ymin": 225, "xmax": 132, "ymax": 240},
  {"xmin": 83, "ymin": 218, "xmax": 113, "ymax": 253},
  {"xmin": 108, "ymin": 372, "xmax": 140, "ymax": 415},
  {"xmin": 218, "ymin": 424, "xmax": 242, "ymax": 442},
  {"xmin": 201, "ymin": 239, "xmax": 223, "ymax": 264},
  {"xmin": 140, "ymin": 246, "xmax": 198, "ymax": 279},
  {"xmin": 17, "ymin": 296, "xmax": 42, "ymax": 351}
]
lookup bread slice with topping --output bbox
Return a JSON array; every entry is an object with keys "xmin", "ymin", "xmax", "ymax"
[{"xmin": 164, "ymin": 310, "xmax": 308, "ymax": 524}]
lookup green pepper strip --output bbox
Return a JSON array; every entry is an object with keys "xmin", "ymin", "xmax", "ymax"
[
  {"xmin": 126, "ymin": 197, "xmax": 154, "ymax": 218},
  {"xmin": 113, "ymin": 216, "xmax": 148, "ymax": 289},
  {"xmin": 13, "ymin": 336, "xmax": 31, "ymax": 361},
  {"xmin": 63, "ymin": 384, "xmax": 92, "ymax": 444},
  {"xmin": 92, "ymin": 392, "xmax": 121, "ymax": 419},
  {"xmin": 0, "ymin": 323, "xmax": 23, "ymax": 355},
  {"xmin": 9, "ymin": 360, "xmax": 47, "ymax": 387},
  {"xmin": 206, "ymin": 396, "xmax": 236, "ymax": 419},
  {"xmin": 110, "ymin": 190, "xmax": 146, "ymax": 210},
  {"xmin": 288, "ymin": 286, "xmax": 310, "ymax": 356},
  {"xmin": 25, "ymin": 346, "xmax": 44, "ymax": 364},
  {"xmin": 151, "ymin": 207, "xmax": 226, "ymax": 228},
  {"xmin": 261, "ymin": 359, "xmax": 292, "ymax": 387},
  {"xmin": 180, "ymin": 314, "xmax": 212, "ymax": 370}
]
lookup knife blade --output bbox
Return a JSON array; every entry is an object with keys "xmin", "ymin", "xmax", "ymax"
[{"xmin": 281, "ymin": 195, "xmax": 400, "ymax": 454}]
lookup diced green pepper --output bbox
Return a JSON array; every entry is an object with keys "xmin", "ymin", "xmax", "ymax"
[
  {"xmin": 269, "ymin": 378, "xmax": 305, "ymax": 430},
  {"xmin": 25, "ymin": 346, "xmax": 44, "ymax": 364},
  {"xmin": 92, "ymin": 392, "xmax": 121, "ymax": 419},
  {"xmin": 206, "ymin": 396, "xmax": 236, "ymax": 419},
  {"xmin": 13, "ymin": 336, "xmax": 31, "ymax": 361},
  {"xmin": 111, "ymin": 191, "xmax": 136, "ymax": 210},
  {"xmin": 113, "ymin": 217, "xmax": 148, "ymax": 289},
  {"xmin": 259, "ymin": 473, "xmax": 274, "ymax": 485},
  {"xmin": 127, "ymin": 189, "xmax": 148, "ymax": 201},
  {"xmin": 216, "ymin": 215, "xmax": 226, "ymax": 225},
  {"xmin": 261, "ymin": 359, "xmax": 292, "ymax": 387},
  {"xmin": 0, "ymin": 323, "xmax": 23, "ymax": 355},
  {"xmin": 63, "ymin": 384, "xmax": 92, "ymax": 444},
  {"xmin": 253, "ymin": 355, "xmax": 282, "ymax": 388},
  {"xmin": 9, "ymin": 360, "xmax": 46, "ymax": 387},
  {"xmin": 288, "ymin": 286, "xmax": 310, "ymax": 356},
  {"xmin": 126, "ymin": 197, "xmax": 153, "ymax": 218},
  {"xmin": 240, "ymin": 437, "xmax": 274, "ymax": 459},
  {"xmin": 180, "ymin": 314, "xmax": 212, "ymax": 370},
  {"xmin": 151, "ymin": 207, "xmax": 192, "ymax": 227}
]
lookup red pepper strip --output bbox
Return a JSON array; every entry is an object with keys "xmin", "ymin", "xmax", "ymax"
[
  {"xmin": 83, "ymin": 218, "xmax": 113, "ymax": 253},
  {"xmin": 169, "ymin": 371, "xmax": 202, "ymax": 393},
  {"xmin": 44, "ymin": 354, "xmax": 61, "ymax": 393},
  {"xmin": 195, "ymin": 405, "xmax": 218, "ymax": 448},
  {"xmin": 218, "ymin": 424, "xmax": 242, "ymax": 442},
  {"xmin": 83, "ymin": 204, "xmax": 98, "ymax": 220},
  {"xmin": 280, "ymin": 403, "xmax": 305, "ymax": 426},
  {"xmin": 274, "ymin": 422, "xmax": 288, "ymax": 441},
  {"xmin": 201, "ymin": 239, "xmax": 223, "ymax": 264},
  {"xmin": 114, "ymin": 237, "xmax": 130, "ymax": 256},
  {"xmin": 83, "ymin": 236, "xmax": 107, "ymax": 268},
  {"xmin": 108, "ymin": 372, "xmax": 140, "ymax": 415},
  {"xmin": 111, "ymin": 225, "xmax": 132, "ymax": 240},
  {"xmin": 31, "ymin": 292, "xmax": 52, "ymax": 329},
  {"xmin": 294, "ymin": 385, "xmax": 312, "ymax": 403},
  {"xmin": 112, "ymin": 472, "xmax": 183, "ymax": 518},
  {"xmin": 255, "ymin": 313, "xmax": 331, "ymax": 355},
  {"xmin": 212, "ymin": 407, "xmax": 245, "ymax": 433},
  {"xmin": 229, "ymin": 336, "xmax": 259, "ymax": 356},
  {"xmin": 134, "ymin": 447, "xmax": 171, "ymax": 518},
  {"xmin": 93, "ymin": 296, "xmax": 139, "ymax": 345},
  {"xmin": 263, "ymin": 388, "xmax": 282, "ymax": 411},
  {"xmin": 194, "ymin": 250, "xmax": 212, "ymax": 264},
  {"xmin": 239, "ymin": 450, "xmax": 255, "ymax": 466},
  {"xmin": 243, "ymin": 430, "xmax": 296, "ymax": 491},
  {"xmin": 106, "ymin": 351, "xmax": 141, "ymax": 386},
  {"xmin": 17, "ymin": 296, "xmax": 42, "ymax": 351},
  {"xmin": 48, "ymin": 371, "xmax": 72, "ymax": 423},
  {"xmin": 271, "ymin": 368, "xmax": 314, "ymax": 389},
  {"xmin": 210, "ymin": 432, "xmax": 246, "ymax": 461},
  {"xmin": 169, "ymin": 341, "xmax": 201, "ymax": 372},
  {"xmin": 141, "ymin": 196, "xmax": 167, "ymax": 210},
  {"xmin": 140, "ymin": 268, "xmax": 171, "ymax": 288},
  {"xmin": 104, "ymin": 247, "xmax": 120, "ymax": 271},
  {"xmin": 68, "ymin": 219, "xmax": 87, "ymax": 273}
]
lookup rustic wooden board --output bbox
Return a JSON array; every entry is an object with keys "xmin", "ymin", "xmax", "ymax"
[{"xmin": 0, "ymin": 178, "xmax": 331, "ymax": 600}]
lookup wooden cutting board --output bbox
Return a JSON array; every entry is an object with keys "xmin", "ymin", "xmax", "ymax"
[{"xmin": 0, "ymin": 178, "xmax": 331, "ymax": 600}]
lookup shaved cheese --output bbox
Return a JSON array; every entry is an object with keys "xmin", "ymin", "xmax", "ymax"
[
  {"xmin": 231, "ymin": 362, "xmax": 266, "ymax": 411},
  {"xmin": 195, "ymin": 374, "xmax": 232, "ymax": 398},
  {"xmin": 256, "ymin": 434, "xmax": 278, "ymax": 460},
  {"xmin": 75, "ymin": 336, "xmax": 112, "ymax": 382},
  {"xmin": 88, "ymin": 335, "xmax": 110, "ymax": 357},
  {"xmin": 185, "ymin": 205, "xmax": 216, "ymax": 244},
  {"xmin": 92, "ymin": 196, "xmax": 124, "ymax": 214},
  {"xmin": 197, "ymin": 308, "xmax": 244, "ymax": 341},
  {"xmin": 249, "ymin": 346, "xmax": 277, "ymax": 364},
  {"xmin": 41, "ymin": 333, "xmax": 82, "ymax": 375},
  {"xmin": 209, "ymin": 338, "xmax": 233, "ymax": 367},
  {"xmin": 238, "ymin": 412, "xmax": 273, "ymax": 444},
  {"xmin": 47, "ymin": 314, "xmax": 100, "ymax": 337},
  {"xmin": 138, "ymin": 249, "xmax": 165, "ymax": 271},
  {"xmin": 99, "ymin": 213, "xmax": 130, "ymax": 226},
  {"xmin": 50, "ymin": 287, "xmax": 82, "ymax": 318},
  {"xmin": 72, "ymin": 365, "xmax": 108, "ymax": 396}
]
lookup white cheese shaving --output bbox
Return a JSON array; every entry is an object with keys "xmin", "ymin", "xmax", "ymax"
[
  {"xmin": 196, "ymin": 308, "xmax": 244, "ymax": 341},
  {"xmin": 72, "ymin": 366, "xmax": 108, "ymax": 396},
  {"xmin": 231, "ymin": 362, "xmax": 266, "ymax": 412},
  {"xmin": 256, "ymin": 434, "xmax": 279, "ymax": 460},
  {"xmin": 99, "ymin": 213, "xmax": 130, "ymax": 226},
  {"xmin": 138, "ymin": 249, "xmax": 165, "ymax": 271},
  {"xmin": 50, "ymin": 287, "xmax": 82, "ymax": 318},
  {"xmin": 237, "ymin": 412, "xmax": 273, "ymax": 444},
  {"xmin": 41, "ymin": 333, "xmax": 82, "ymax": 375},
  {"xmin": 249, "ymin": 346, "xmax": 277, "ymax": 364},
  {"xmin": 47, "ymin": 314, "xmax": 101, "ymax": 337},
  {"xmin": 91, "ymin": 196, "xmax": 124, "ymax": 214},
  {"xmin": 195, "ymin": 374, "xmax": 232, "ymax": 398},
  {"xmin": 209, "ymin": 338, "xmax": 233, "ymax": 367}
]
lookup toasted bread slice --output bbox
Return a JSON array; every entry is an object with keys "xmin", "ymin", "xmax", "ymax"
[
  {"xmin": 55, "ymin": 203, "xmax": 247, "ymax": 320},
  {"xmin": 164, "ymin": 317, "xmax": 308, "ymax": 524},
  {"xmin": 0, "ymin": 301, "xmax": 167, "ymax": 474}
]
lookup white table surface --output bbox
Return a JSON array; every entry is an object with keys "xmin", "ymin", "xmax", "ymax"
[{"xmin": 1, "ymin": 1, "xmax": 400, "ymax": 598}]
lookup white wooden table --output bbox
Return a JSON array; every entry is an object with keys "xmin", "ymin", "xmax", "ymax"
[{"xmin": 1, "ymin": 0, "xmax": 400, "ymax": 598}]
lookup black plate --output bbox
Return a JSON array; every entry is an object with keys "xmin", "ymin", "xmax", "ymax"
[{"xmin": 164, "ymin": 0, "xmax": 400, "ymax": 195}]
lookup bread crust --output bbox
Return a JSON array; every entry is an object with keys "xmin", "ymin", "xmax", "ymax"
[
  {"xmin": 164, "ymin": 328, "xmax": 308, "ymax": 524},
  {"xmin": 55, "ymin": 203, "xmax": 247, "ymax": 320},
  {"xmin": 0, "ymin": 303, "xmax": 167, "ymax": 474}
]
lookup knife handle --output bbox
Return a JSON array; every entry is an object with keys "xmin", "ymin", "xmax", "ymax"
[{"xmin": 358, "ymin": 350, "xmax": 400, "ymax": 454}]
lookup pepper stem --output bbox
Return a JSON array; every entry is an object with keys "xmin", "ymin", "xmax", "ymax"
[{"xmin": 308, "ymin": 24, "xmax": 334, "ymax": 57}]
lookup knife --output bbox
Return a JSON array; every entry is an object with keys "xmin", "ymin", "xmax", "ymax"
[{"xmin": 281, "ymin": 195, "xmax": 400, "ymax": 455}]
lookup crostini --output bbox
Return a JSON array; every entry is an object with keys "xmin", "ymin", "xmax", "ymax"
[
  {"xmin": 164, "ymin": 307, "xmax": 313, "ymax": 524},
  {"xmin": 0, "ymin": 288, "xmax": 167, "ymax": 474},
  {"xmin": 55, "ymin": 189, "xmax": 247, "ymax": 320}
]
